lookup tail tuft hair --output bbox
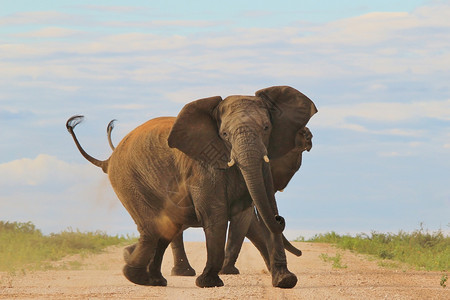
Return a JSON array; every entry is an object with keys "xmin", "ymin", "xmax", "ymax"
[
  {"xmin": 107, "ymin": 119, "xmax": 116, "ymax": 134},
  {"xmin": 66, "ymin": 115, "xmax": 85, "ymax": 132},
  {"xmin": 107, "ymin": 119, "xmax": 117, "ymax": 150}
]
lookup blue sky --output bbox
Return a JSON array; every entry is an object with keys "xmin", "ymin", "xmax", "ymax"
[{"xmin": 0, "ymin": 0, "xmax": 449, "ymax": 240}]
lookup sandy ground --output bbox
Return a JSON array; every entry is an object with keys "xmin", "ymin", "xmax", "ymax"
[{"xmin": 1, "ymin": 242, "xmax": 448, "ymax": 299}]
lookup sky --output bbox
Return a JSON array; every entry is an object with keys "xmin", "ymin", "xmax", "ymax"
[{"xmin": 0, "ymin": 0, "xmax": 449, "ymax": 240}]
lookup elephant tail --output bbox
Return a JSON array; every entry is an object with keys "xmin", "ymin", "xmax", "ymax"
[
  {"xmin": 106, "ymin": 119, "xmax": 116, "ymax": 151},
  {"xmin": 66, "ymin": 115, "xmax": 110, "ymax": 174},
  {"xmin": 283, "ymin": 235, "xmax": 302, "ymax": 256}
]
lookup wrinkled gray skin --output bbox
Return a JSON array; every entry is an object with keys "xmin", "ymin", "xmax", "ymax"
[
  {"xmin": 107, "ymin": 121, "xmax": 311, "ymax": 276},
  {"xmin": 66, "ymin": 86, "xmax": 317, "ymax": 288}
]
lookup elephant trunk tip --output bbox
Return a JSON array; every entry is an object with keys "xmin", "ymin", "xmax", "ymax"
[{"xmin": 275, "ymin": 215, "xmax": 286, "ymax": 232}]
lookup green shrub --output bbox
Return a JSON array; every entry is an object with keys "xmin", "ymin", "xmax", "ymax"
[
  {"xmin": 319, "ymin": 252, "xmax": 347, "ymax": 269},
  {"xmin": 297, "ymin": 226, "xmax": 449, "ymax": 271},
  {"xmin": 0, "ymin": 221, "xmax": 137, "ymax": 272}
]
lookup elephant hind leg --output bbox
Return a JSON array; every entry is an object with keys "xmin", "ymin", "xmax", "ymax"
[
  {"xmin": 123, "ymin": 243, "xmax": 137, "ymax": 263},
  {"xmin": 122, "ymin": 234, "xmax": 159, "ymax": 286},
  {"xmin": 171, "ymin": 232, "xmax": 196, "ymax": 276},
  {"xmin": 147, "ymin": 237, "xmax": 172, "ymax": 286},
  {"xmin": 220, "ymin": 206, "xmax": 253, "ymax": 275}
]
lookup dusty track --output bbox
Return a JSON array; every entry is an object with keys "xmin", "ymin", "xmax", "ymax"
[{"xmin": 1, "ymin": 242, "xmax": 447, "ymax": 299}]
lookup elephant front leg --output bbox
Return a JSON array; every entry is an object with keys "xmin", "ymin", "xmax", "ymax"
[
  {"xmin": 220, "ymin": 206, "xmax": 253, "ymax": 275},
  {"xmin": 170, "ymin": 231, "xmax": 196, "ymax": 276},
  {"xmin": 195, "ymin": 219, "xmax": 228, "ymax": 288},
  {"xmin": 269, "ymin": 233, "xmax": 297, "ymax": 289}
]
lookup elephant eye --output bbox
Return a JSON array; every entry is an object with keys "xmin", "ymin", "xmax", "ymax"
[
  {"xmin": 263, "ymin": 125, "xmax": 270, "ymax": 131},
  {"xmin": 222, "ymin": 131, "xmax": 228, "ymax": 137}
]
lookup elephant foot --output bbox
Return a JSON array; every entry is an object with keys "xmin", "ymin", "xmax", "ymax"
[
  {"xmin": 195, "ymin": 273, "xmax": 224, "ymax": 288},
  {"xmin": 148, "ymin": 274, "xmax": 168, "ymax": 286},
  {"xmin": 123, "ymin": 265, "xmax": 168, "ymax": 286},
  {"xmin": 272, "ymin": 267, "xmax": 297, "ymax": 289},
  {"xmin": 123, "ymin": 265, "xmax": 150, "ymax": 286},
  {"xmin": 171, "ymin": 265, "xmax": 196, "ymax": 276},
  {"xmin": 123, "ymin": 243, "xmax": 137, "ymax": 264},
  {"xmin": 219, "ymin": 264, "xmax": 240, "ymax": 275}
]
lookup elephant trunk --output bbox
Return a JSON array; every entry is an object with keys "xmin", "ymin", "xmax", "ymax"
[{"xmin": 232, "ymin": 135, "xmax": 285, "ymax": 235}]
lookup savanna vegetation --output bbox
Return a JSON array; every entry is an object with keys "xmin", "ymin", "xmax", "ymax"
[
  {"xmin": 0, "ymin": 221, "xmax": 136, "ymax": 273},
  {"xmin": 297, "ymin": 225, "xmax": 449, "ymax": 272},
  {"xmin": 2, "ymin": 220, "xmax": 448, "ymax": 276}
]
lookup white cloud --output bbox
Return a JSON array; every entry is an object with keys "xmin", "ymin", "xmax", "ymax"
[
  {"xmin": 15, "ymin": 27, "xmax": 81, "ymax": 38},
  {"xmin": 0, "ymin": 154, "xmax": 92, "ymax": 187},
  {"xmin": 111, "ymin": 103, "xmax": 149, "ymax": 110},
  {"xmin": 0, "ymin": 154, "xmax": 134, "ymax": 235},
  {"xmin": 1, "ymin": 2, "xmax": 449, "ymax": 89},
  {"xmin": 378, "ymin": 151, "xmax": 411, "ymax": 157},
  {"xmin": 313, "ymin": 99, "xmax": 450, "ymax": 135},
  {"xmin": 318, "ymin": 12, "xmax": 411, "ymax": 46},
  {"xmin": 104, "ymin": 19, "xmax": 223, "ymax": 29},
  {"xmin": 0, "ymin": 11, "xmax": 89, "ymax": 26},
  {"xmin": 163, "ymin": 86, "xmax": 233, "ymax": 104},
  {"xmin": 297, "ymin": 5, "xmax": 450, "ymax": 47},
  {"xmin": 80, "ymin": 5, "xmax": 146, "ymax": 13},
  {"xmin": 291, "ymin": 4, "xmax": 450, "ymax": 76}
]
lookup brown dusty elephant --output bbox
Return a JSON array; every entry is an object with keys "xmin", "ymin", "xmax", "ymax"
[
  {"xmin": 66, "ymin": 86, "xmax": 317, "ymax": 288},
  {"xmin": 107, "ymin": 121, "xmax": 311, "ymax": 276}
]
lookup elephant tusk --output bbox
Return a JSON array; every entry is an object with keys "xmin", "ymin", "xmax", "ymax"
[
  {"xmin": 279, "ymin": 189, "xmax": 284, "ymax": 192},
  {"xmin": 263, "ymin": 155, "xmax": 270, "ymax": 163},
  {"xmin": 227, "ymin": 158, "xmax": 235, "ymax": 167}
]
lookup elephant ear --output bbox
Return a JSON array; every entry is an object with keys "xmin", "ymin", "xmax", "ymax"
[
  {"xmin": 256, "ymin": 86, "xmax": 318, "ymax": 159},
  {"xmin": 168, "ymin": 96, "xmax": 230, "ymax": 169}
]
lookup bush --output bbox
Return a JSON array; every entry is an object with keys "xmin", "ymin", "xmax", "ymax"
[
  {"xmin": 0, "ymin": 221, "xmax": 136, "ymax": 272},
  {"xmin": 298, "ymin": 226, "xmax": 449, "ymax": 271}
]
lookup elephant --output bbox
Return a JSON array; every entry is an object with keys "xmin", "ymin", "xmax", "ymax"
[
  {"xmin": 66, "ymin": 86, "xmax": 317, "ymax": 288},
  {"xmin": 219, "ymin": 126, "xmax": 314, "ymax": 274},
  {"xmin": 106, "ymin": 120, "xmax": 311, "ymax": 276},
  {"xmin": 170, "ymin": 127, "xmax": 314, "ymax": 276}
]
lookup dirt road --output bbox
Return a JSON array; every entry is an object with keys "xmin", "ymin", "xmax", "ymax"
[{"xmin": 1, "ymin": 242, "xmax": 447, "ymax": 299}]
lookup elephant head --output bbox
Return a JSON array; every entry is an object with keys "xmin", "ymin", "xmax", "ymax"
[
  {"xmin": 168, "ymin": 86, "xmax": 317, "ymax": 234},
  {"xmin": 296, "ymin": 127, "xmax": 313, "ymax": 152},
  {"xmin": 270, "ymin": 126, "xmax": 313, "ymax": 193}
]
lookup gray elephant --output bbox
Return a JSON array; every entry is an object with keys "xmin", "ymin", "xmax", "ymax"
[
  {"xmin": 169, "ymin": 127, "xmax": 313, "ymax": 276},
  {"xmin": 106, "ymin": 121, "xmax": 311, "ymax": 276},
  {"xmin": 221, "ymin": 126, "xmax": 313, "ymax": 274},
  {"xmin": 66, "ymin": 86, "xmax": 317, "ymax": 288}
]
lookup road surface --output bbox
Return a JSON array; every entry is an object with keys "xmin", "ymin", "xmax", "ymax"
[{"xmin": 1, "ymin": 242, "xmax": 447, "ymax": 299}]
